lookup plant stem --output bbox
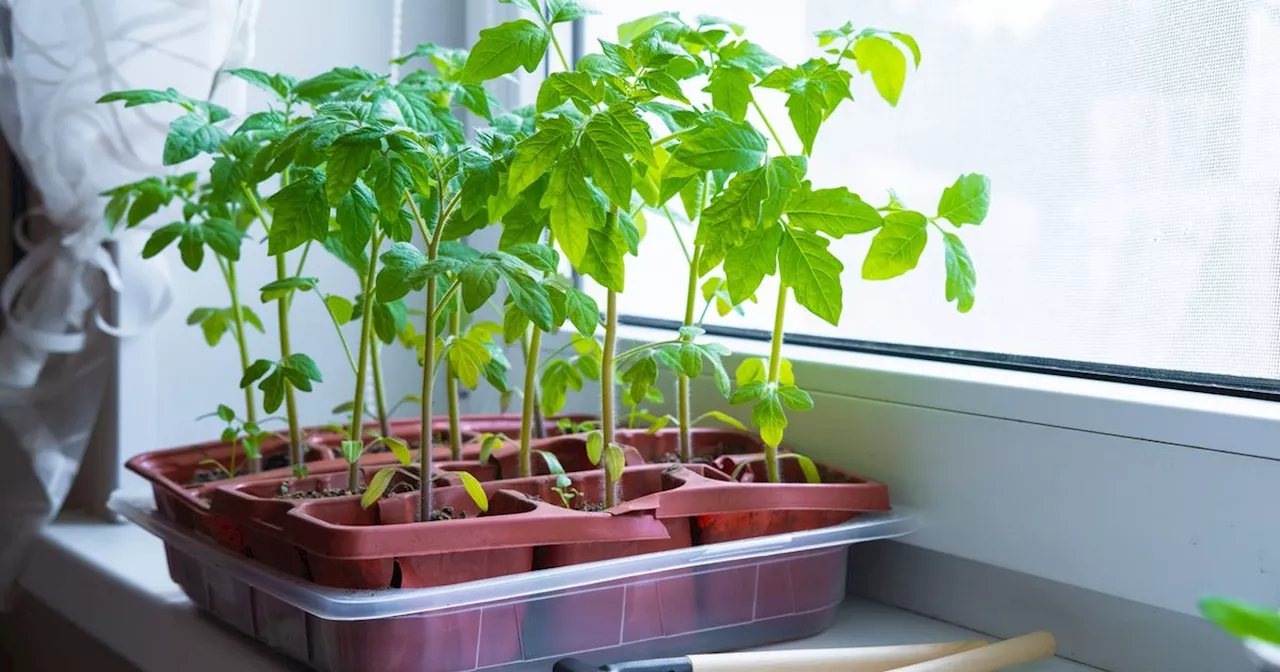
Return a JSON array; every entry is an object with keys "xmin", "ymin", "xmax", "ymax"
[
  {"xmin": 678, "ymin": 244, "xmax": 701, "ymax": 463},
  {"xmin": 519, "ymin": 326, "xmax": 542, "ymax": 478},
  {"xmin": 348, "ymin": 230, "xmax": 381, "ymax": 490},
  {"xmin": 663, "ymin": 206, "xmax": 691, "ymax": 265},
  {"xmin": 221, "ymin": 258, "xmax": 260, "ymax": 472},
  {"xmin": 540, "ymin": 12, "xmax": 572, "ymax": 71},
  {"xmin": 446, "ymin": 290, "xmax": 463, "ymax": 460},
  {"xmin": 318, "ymin": 292, "xmax": 358, "ymax": 375},
  {"xmin": 764, "ymin": 285, "xmax": 789, "ymax": 484},
  {"xmin": 275, "ymin": 254, "xmax": 304, "ymax": 469},
  {"xmin": 601, "ymin": 207, "xmax": 620, "ymax": 509},
  {"xmin": 614, "ymin": 339, "xmax": 683, "ymax": 363},
  {"xmin": 750, "ymin": 98, "xmax": 790, "ymax": 155},
  {"xmin": 602, "ymin": 287, "xmax": 619, "ymax": 508},
  {"xmin": 285, "ymin": 240, "xmax": 313, "ymax": 312},
  {"xmin": 651, "ymin": 128, "xmax": 695, "ymax": 148},
  {"xmin": 410, "ymin": 172, "xmax": 454, "ymax": 523},
  {"xmin": 371, "ymin": 342, "xmax": 391, "ymax": 438}
]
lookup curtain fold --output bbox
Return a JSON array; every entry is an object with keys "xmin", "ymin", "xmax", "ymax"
[{"xmin": 0, "ymin": 0, "xmax": 258, "ymax": 592}]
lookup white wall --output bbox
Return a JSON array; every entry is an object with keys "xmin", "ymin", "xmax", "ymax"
[{"xmin": 116, "ymin": 1, "xmax": 468, "ymax": 490}]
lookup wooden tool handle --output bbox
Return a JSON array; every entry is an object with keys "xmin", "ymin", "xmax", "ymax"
[
  {"xmin": 885, "ymin": 632, "xmax": 1057, "ymax": 672},
  {"xmin": 686, "ymin": 640, "xmax": 987, "ymax": 672}
]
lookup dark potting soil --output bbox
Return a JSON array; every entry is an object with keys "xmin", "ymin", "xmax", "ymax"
[
  {"xmin": 659, "ymin": 453, "xmax": 714, "ymax": 465},
  {"xmin": 189, "ymin": 468, "xmax": 232, "ymax": 485},
  {"xmin": 263, "ymin": 452, "xmax": 291, "ymax": 470},
  {"xmin": 430, "ymin": 506, "xmax": 465, "ymax": 521},
  {"xmin": 277, "ymin": 487, "xmax": 363, "ymax": 500},
  {"xmin": 573, "ymin": 502, "xmax": 608, "ymax": 513}
]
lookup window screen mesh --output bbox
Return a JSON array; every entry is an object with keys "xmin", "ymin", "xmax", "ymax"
[{"xmin": 583, "ymin": 0, "xmax": 1280, "ymax": 380}]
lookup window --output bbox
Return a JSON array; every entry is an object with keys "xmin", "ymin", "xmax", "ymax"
[{"xmin": 582, "ymin": 0, "xmax": 1280, "ymax": 387}]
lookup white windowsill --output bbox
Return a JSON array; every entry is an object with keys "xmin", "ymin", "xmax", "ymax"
[{"xmin": 19, "ymin": 516, "xmax": 1094, "ymax": 671}]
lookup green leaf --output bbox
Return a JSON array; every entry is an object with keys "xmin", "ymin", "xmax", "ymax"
[
  {"xmin": 361, "ymin": 467, "xmax": 396, "ymax": 509},
  {"xmin": 786, "ymin": 185, "xmax": 882, "ymax": 238},
  {"xmin": 294, "ymin": 67, "xmax": 382, "ymax": 101},
  {"xmin": 617, "ymin": 12, "xmax": 679, "ymax": 46},
  {"xmin": 373, "ymin": 298, "xmax": 409, "ymax": 344},
  {"xmin": 502, "ymin": 305, "xmax": 530, "ymax": 344},
  {"xmin": 586, "ymin": 430, "xmax": 603, "ymax": 464},
  {"xmin": 446, "ymin": 336, "xmax": 492, "ymax": 390},
  {"xmin": 580, "ymin": 112, "xmax": 635, "ymax": 208},
  {"xmin": 563, "ymin": 289, "xmax": 599, "ymax": 337},
  {"xmin": 163, "ymin": 112, "xmax": 230, "ymax": 165},
  {"xmin": 538, "ymin": 71, "xmax": 603, "ymax": 113},
  {"xmin": 240, "ymin": 359, "xmax": 273, "ymax": 388},
  {"xmin": 603, "ymin": 443, "xmax": 626, "ymax": 484},
  {"xmin": 141, "ymin": 223, "xmax": 183, "ymax": 260},
  {"xmin": 735, "ymin": 358, "xmax": 767, "ymax": 386},
  {"xmin": 936, "ymin": 173, "xmax": 992, "ymax": 226},
  {"xmin": 215, "ymin": 403, "xmax": 236, "ymax": 423},
  {"xmin": 260, "ymin": 369, "xmax": 285, "ymax": 413},
  {"xmin": 674, "ymin": 114, "xmax": 767, "ymax": 172},
  {"xmin": 723, "ymin": 223, "xmax": 781, "ymax": 305},
  {"xmin": 383, "ymin": 437, "xmax": 413, "ymax": 466},
  {"xmin": 862, "ymin": 210, "xmax": 928, "ymax": 281},
  {"xmin": 98, "ymin": 88, "xmax": 189, "ymax": 109},
  {"xmin": 777, "ymin": 384, "xmax": 814, "ymax": 411},
  {"xmin": 266, "ymin": 168, "xmax": 329, "ymax": 255},
  {"xmin": 325, "ymin": 134, "xmax": 377, "ymax": 205},
  {"xmin": 283, "ymin": 352, "xmax": 324, "ymax": 387},
  {"xmin": 621, "ymin": 356, "xmax": 659, "ymax": 407},
  {"xmin": 779, "ymin": 228, "xmax": 844, "ymax": 326},
  {"xmin": 461, "ymin": 19, "xmax": 550, "ymax": 84},
  {"xmin": 540, "ymin": 359, "xmax": 584, "ymax": 416},
  {"xmin": 542, "ymin": 149, "xmax": 608, "ymax": 266},
  {"xmin": 1200, "ymin": 597, "xmax": 1280, "ymax": 646},
  {"xmin": 718, "ymin": 40, "xmax": 784, "ymax": 76},
  {"xmin": 752, "ymin": 391, "xmax": 787, "ymax": 448},
  {"xmin": 336, "ymin": 181, "xmax": 376, "ymax": 259},
  {"xmin": 535, "ymin": 450, "xmax": 569, "ymax": 479},
  {"xmin": 704, "ymin": 66, "xmax": 754, "ymax": 122},
  {"xmin": 260, "ymin": 276, "xmax": 319, "ymax": 303},
  {"xmin": 730, "ymin": 380, "xmax": 768, "ymax": 405},
  {"xmin": 891, "ymin": 32, "xmax": 922, "ymax": 67},
  {"xmin": 698, "ymin": 410, "xmax": 746, "ymax": 431},
  {"xmin": 506, "ymin": 243, "xmax": 558, "ymax": 273},
  {"xmin": 224, "ymin": 68, "xmax": 293, "ymax": 99},
  {"xmin": 544, "ymin": 0, "xmax": 592, "ymax": 22},
  {"xmin": 508, "ymin": 116, "xmax": 575, "ymax": 196},
  {"xmin": 478, "ymin": 434, "xmax": 504, "ymax": 463},
  {"xmin": 578, "ymin": 220, "xmax": 628, "ymax": 293},
  {"xmin": 342, "ymin": 439, "xmax": 364, "ymax": 464},
  {"xmin": 376, "ymin": 242, "xmax": 445, "ymax": 302},
  {"xmin": 854, "ymin": 36, "xmax": 908, "ymax": 106},
  {"xmin": 325, "ymin": 295, "xmax": 355, "ymax": 325},
  {"xmin": 781, "ymin": 453, "xmax": 822, "ymax": 484},
  {"xmin": 943, "ymin": 233, "xmax": 977, "ymax": 313},
  {"xmin": 610, "ymin": 103, "xmax": 654, "ymax": 164}
]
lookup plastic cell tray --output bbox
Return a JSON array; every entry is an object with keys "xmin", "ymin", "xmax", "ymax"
[{"xmin": 110, "ymin": 495, "xmax": 914, "ymax": 672}]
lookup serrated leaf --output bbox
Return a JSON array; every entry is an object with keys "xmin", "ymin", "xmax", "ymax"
[
  {"xmin": 577, "ymin": 215, "xmax": 628, "ymax": 293},
  {"xmin": 854, "ymin": 36, "xmax": 908, "ymax": 106},
  {"xmin": 508, "ymin": 116, "xmax": 575, "ymax": 195},
  {"xmin": 540, "ymin": 359, "xmax": 584, "ymax": 416},
  {"xmin": 163, "ymin": 112, "xmax": 230, "ymax": 165},
  {"xmin": 673, "ymin": 113, "xmax": 767, "ymax": 172},
  {"xmin": 580, "ymin": 112, "xmax": 635, "ymax": 208},
  {"xmin": 563, "ymin": 289, "xmax": 599, "ymax": 337},
  {"xmin": 731, "ymin": 380, "xmax": 768, "ymax": 405},
  {"xmin": 723, "ymin": 223, "xmax": 781, "ymax": 305},
  {"xmin": 462, "ymin": 19, "xmax": 550, "ymax": 84},
  {"xmin": 621, "ymin": 355, "xmax": 659, "ymax": 407},
  {"xmin": 862, "ymin": 210, "xmax": 928, "ymax": 281},
  {"xmin": 704, "ymin": 65, "xmax": 754, "ymax": 122},
  {"xmin": 752, "ymin": 391, "xmax": 787, "ymax": 448},
  {"xmin": 260, "ymin": 276, "xmax": 319, "ymax": 303},
  {"xmin": 546, "ymin": 0, "xmax": 595, "ymax": 24},
  {"xmin": 325, "ymin": 135, "xmax": 376, "ymax": 205},
  {"xmin": 786, "ymin": 185, "xmax": 883, "ymax": 238},
  {"xmin": 718, "ymin": 40, "xmax": 784, "ymax": 76},
  {"xmin": 936, "ymin": 173, "xmax": 992, "ymax": 226},
  {"xmin": 543, "ymin": 148, "xmax": 607, "ymax": 266},
  {"xmin": 240, "ymin": 359, "xmax": 273, "ymax": 388},
  {"xmin": 943, "ymin": 232, "xmax": 977, "ymax": 313},
  {"xmin": 777, "ymin": 384, "xmax": 814, "ymax": 411},
  {"xmin": 779, "ymin": 228, "xmax": 844, "ymax": 326},
  {"xmin": 266, "ymin": 168, "xmax": 329, "ymax": 255}
]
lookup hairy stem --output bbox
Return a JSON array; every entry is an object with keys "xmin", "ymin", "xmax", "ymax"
[
  {"xmin": 412, "ymin": 171, "xmax": 455, "ymax": 522},
  {"xmin": 446, "ymin": 290, "xmax": 463, "ymax": 460},
  {"xmin": 602, "ymin": 288, "xmax": 619, "ymax": 508},
  {"xmin": 371, "ymin": 342, "xmax": 391, "ymax": 438},
  {"xmin": 678, "ymin": 244, "xmax": 701, "ymax": 463},
  {"xmin": 275, "ymin": 254, "xmax": 303, "ymax": 469},
  {"xmin": 764, "ymin": 285, "xmax": 789, "ymax": 483},
  {"xmin": 348, "ymin": 231, "xmax": 381, "ymax": 490},
  {"xmin": 519, "ymin": 327, "xmax": 542, "ymax": 478},
  {"xmin": 220, "ymin": 258, "xmax": 260, "ymax": 472}
]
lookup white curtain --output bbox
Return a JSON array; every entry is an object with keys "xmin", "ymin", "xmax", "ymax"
[{"xmin": 0, "ymin": 0, "xmax": 258, "ymax": 591}]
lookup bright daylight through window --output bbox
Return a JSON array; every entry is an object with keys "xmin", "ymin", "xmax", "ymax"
[{"xmin": 584, "ymin": 0, "xmax": 1280, "ymax": 382}]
